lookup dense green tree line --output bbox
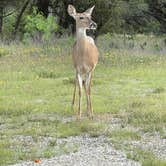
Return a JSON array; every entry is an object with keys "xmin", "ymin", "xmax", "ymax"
[{"xmin": 0, "ymin": 0, "xmax": 165, "ymax": 40}]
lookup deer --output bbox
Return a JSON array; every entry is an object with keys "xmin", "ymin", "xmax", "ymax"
[{"xmin": 67, "ymin": 4, "xmax": 99, "ymax": 119}]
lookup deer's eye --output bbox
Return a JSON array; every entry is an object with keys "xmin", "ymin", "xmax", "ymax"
[{"xmin": 79, "ymin": 17, "xmax": 84, "ymax": 20}]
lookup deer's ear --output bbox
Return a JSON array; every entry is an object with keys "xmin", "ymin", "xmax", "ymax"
[
  {"xmin": 85, "ymin": 6, "xmax": 95, "ymax": 16},
  {"xmin": 68, "ymin": 4, "xmax": 76, "ymax": 19}
]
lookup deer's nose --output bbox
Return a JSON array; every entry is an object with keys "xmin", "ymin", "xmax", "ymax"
[{"xmin": 89, "ymin": 21, "xmax": 97, "ymax": 29}]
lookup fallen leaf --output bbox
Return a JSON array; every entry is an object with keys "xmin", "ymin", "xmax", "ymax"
[{"xmin": 34, "ymin": 159, "xmax": 41, "ymax": 163}]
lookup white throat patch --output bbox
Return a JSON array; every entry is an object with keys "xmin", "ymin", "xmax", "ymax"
[
  {"xmin": 77, "ymin": 28, "xmax": 86, "ymax": 38},
  {"xmin": 77, "ymin": 28, "xmax": 95, "ymax": 45}
]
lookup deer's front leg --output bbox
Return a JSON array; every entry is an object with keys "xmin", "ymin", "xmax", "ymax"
[
  {"xmin": 72, "ymin": 74, "xmax": 77, "ymax": 110},
  {"xmin": 77, "ymin": 73, "xmax": 83, "ymax": 119}
]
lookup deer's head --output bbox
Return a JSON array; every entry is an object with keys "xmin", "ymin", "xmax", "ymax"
[{"xmin": 68, "ymin": 4, "xmax": 97, "ymax": 30}]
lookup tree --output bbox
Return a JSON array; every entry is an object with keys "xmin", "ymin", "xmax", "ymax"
[
  {"xmin": 0, "ymin": 6, "xmax": 3, "ymax": 34},
  {"xmin": 0, "ymin": 0, "xmax": 166, "ymax": 40},
  {"xmin": 13, "ymin": 0, "xmax": 31, "ymax": 38},
  {"xmin": 146, "ymin": 0, "xmax": 166, "ymax": 33},
  {"xmin": 0, "ymin": 0, "xmax": 18, "ymax": 36},
  {"xmin": 35, "ymin": 0, "xmax": 50, "ymax": 17}
]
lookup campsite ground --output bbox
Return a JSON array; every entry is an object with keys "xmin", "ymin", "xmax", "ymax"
[{"xmin": 0, "ymin": 34, "xmax": 166, "ymax": 166}]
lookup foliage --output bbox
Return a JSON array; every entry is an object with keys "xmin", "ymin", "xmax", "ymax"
[
  {"xmin": 24, "ymin": 7, "xmax": 59, "ymax": 41},
  {"xmin": 0, "ymin": 0, "xmax": 166, "ymax": 40},
  {"xmin": 2, "ymin": 13, "xmax": 16, "ymax": 39},
  {"xmin": 98, "ymin": 0, "xmax": 162, "ymax": 34}
]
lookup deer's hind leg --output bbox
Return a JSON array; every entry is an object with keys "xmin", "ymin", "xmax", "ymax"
[{"xmin": 84, "ymin": 72, "xmax": 93, "ymax": 119}]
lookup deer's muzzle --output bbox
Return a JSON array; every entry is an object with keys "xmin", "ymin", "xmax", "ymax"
[{"xmin": 89, "ymin": 21, "xmax": 97, "ymax": 30}]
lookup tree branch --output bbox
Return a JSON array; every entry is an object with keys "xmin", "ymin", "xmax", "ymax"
[{"xmin": 1, "ymin": 11, "xmax": 15, "ymax": 18}]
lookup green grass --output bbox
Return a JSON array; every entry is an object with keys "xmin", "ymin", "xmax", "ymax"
[
  {"xmin": 108, "ymin": 129, "xmax": 141, "ymax": 141},
  {"xmin": 127, "ymin": 148, "xmax": 166, "ymax": 166},
  {"xmin": 0, "ymin": 35, "xmax": 166, "ymax": 165}
]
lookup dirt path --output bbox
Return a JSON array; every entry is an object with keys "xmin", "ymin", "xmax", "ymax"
[
  {"xmin": 10, "ymin": 135, "xmax": 141, "ymax": 166},
  {"xmin": 9, "ymin": 116, "xmax": 166, "ymax": 166}
]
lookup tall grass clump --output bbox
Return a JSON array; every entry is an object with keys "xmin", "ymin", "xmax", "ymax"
[{"xmin": 97, "ymin": 33, "xmax": 166, "ymax": 58}]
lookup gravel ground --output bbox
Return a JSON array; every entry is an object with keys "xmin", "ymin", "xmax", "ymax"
[
  {"xmin": 10, "ymin": 135, "xmax": 141, "ymax": 166},
  {"xmin": 129, "ymin": 132, "xmax": 166, "ymax": 160},
  {"xmin": 9, "ymin": 116, "xmax": 166, "ymax": 166}
]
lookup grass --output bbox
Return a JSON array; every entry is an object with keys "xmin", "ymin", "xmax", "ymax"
[
  {"xmin": 0, "ymin": 34, "xmax": 166, "ymax": 165},
  {"xmin": 108, "ymin": 129, "xmax": 141, "ymax": 141},
  {"xmin": 127, "ymin": 148, "xmax": 166, "ymax": 166}
]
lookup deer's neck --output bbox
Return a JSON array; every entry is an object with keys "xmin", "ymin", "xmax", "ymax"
[
  {"xmin": 76, "ymin": 28, "xmax": 87, "ymax": 40},
  {"xmin": 76, "ymin": 28, "xmax": 94, "ymax": 46}
]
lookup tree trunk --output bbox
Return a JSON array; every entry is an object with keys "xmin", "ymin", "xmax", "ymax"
[
  {"xmin": 0, "ymin": 6, "xmax": 3, "ymax": 34},
  {"xmin": 60, "ymin": 0, "xmax": 75, "ymax": 34},
  {"xmin": 36, "ymin": 0, "xmax": 50, "ymax": 17},
  {"xmin": 13, "ymin": 0, "xmax": 30, "ymax": 38}
]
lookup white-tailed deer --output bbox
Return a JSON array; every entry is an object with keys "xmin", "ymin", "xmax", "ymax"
[{"xmin": 68, "ymin": 4, "xmax": 99, "ymax": 119}]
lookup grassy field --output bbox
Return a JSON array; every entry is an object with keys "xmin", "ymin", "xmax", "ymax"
[{"xmin": 0, "ymin": 34, "xmax": 166, "ymax": 165}]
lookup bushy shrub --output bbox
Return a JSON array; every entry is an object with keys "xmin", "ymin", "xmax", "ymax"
[
  {"xmin": 3, "ymin": 13, "xmax": 16, "ymax": 39},
  {"xmin": 0, "ymin": 48, "xmax": 9, "ymax": 57},
  {"xmin": 24, "ymin": 8, "xmax": 59, "ymax": 42}
]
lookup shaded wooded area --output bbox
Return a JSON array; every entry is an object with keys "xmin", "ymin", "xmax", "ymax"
[{"xmin": 0, "ymin": 0, "xmax": 166, "ymax": 40}]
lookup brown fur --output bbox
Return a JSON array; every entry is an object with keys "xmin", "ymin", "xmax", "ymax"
[{"xmin": 73, "ymin": 38, "xmax": 98, "ymax": 74}]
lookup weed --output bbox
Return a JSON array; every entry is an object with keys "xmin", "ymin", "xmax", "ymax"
[
  {"xmin": 127, "ymin": 148, "xmax": 166, "ymax": 166},
  {"xmin": 108, "ymin": 129, "xmax": 141, "ymax": 141},
  {"xmin": 152, "ymin": 87, "xmax": 165, "ymax": 94}
]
